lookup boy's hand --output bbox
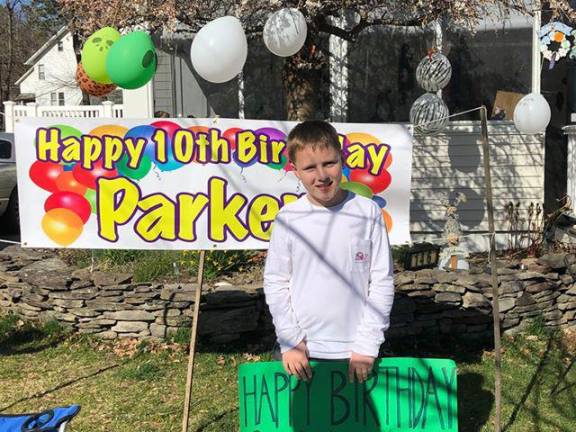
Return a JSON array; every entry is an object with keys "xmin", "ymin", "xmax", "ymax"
[
  {"xmin": 282, "ymin": 341, "xmax": 312, "ymax": 381},
  {"xmin": 349, "ymin": 352, "xmax": 375, "ymax": 383}
]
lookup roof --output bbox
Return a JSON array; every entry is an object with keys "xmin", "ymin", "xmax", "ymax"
[
  {"xmin": 15, "ymin": 67, "xmax": 33, "ymax": 86},
  {"xmin": 14, "ymin": 93, "xmax": 35, "ymax": 101},
  {"xmin": 24, "ymin": 26, "xmax": 69, "ymax": 66}
]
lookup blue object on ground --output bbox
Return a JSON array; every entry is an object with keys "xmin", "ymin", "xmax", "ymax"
[{"xmin": 0, "ymin": 405, "xmax": 80, "ymax": 432}]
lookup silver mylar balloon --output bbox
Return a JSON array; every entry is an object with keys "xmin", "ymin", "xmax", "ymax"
[
  {"xmin": 416, "ymin": 52, "xmax": 452, "ymax": 92},
  {"xmin": 410, "ymin": 93, "xmax": 449, "ymax": 135}
]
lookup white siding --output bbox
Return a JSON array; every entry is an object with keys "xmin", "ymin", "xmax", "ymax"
[
  {"xmin": 410, "ymin": 120, "xmax": 544, "ymax": 251},
  {"xmin": 19, "ymin": 32, "xmax": 82, "ymax": 106}
]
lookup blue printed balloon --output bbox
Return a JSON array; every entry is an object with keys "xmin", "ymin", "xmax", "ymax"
[
  {"xmin": 125, "ymin": 125, "xmax": 157, "ymax": 160},
  {"xmin": 372, "ymin": 196, "xmax": 387, "ymax": 208},
  {"xmin": 233, "ymin": 150, "xmax": 257, "ymax": 168}
]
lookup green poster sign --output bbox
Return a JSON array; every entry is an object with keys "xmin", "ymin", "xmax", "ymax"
[{"xmin": 238, "ymin": 357, "xmax": 458, "ymax": 431}]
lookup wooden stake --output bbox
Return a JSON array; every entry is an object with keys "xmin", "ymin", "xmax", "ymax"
[
  {"xmin": 480, "ymin": 106, "xmax": 502, "ymax": 432},
  {"xmin": 182, "ymin": 250, "xmax": 206, "ymax": 432}
]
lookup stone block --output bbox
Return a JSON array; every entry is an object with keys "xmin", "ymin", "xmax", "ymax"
[
  {"xmin": 111, "ymin": 321, "xmax": 148, "ymax": 333},
  {"xmin": 463, "ymin": 292, "xmax": 490, "ymax": 309},
  {"xmin": 104, "ymin": 310, "xmax": 155, "ymax": 321}
]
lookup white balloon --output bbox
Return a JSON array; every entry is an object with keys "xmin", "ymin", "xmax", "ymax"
[
  {"xmin": 190, "ymin": 16, "xmax": 247, "ymax": 83},
  {"xmin": 263, "ymin": 8, "xmax": 307, "ymax": 57},
  {"xmin": 513, "ymin": 93, "xmax": 551, "ymax": 134}
]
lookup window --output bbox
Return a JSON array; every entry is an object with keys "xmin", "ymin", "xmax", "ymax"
[
  {"xmin": 38, "ymin": 64, "xmax": 45, "ymax": 80},
  {"xmin": 50, "ymin": 92, "xmax": 57, "ymax": 105},
  {"xmin": 0, "ymin": 140, "xmax": 11, "ymax": 159},
  {"xmin": 58, "ymin": 92, "xmax": 65, "ymax": 106},
  {"xmin": 57, "ymin": 40, "xmax": 64, "ymax": 51}
]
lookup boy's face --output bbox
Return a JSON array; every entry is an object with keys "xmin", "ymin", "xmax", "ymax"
[{"xmin": 291, "ymin": 145, "xmax": 347, "ymax": 207}]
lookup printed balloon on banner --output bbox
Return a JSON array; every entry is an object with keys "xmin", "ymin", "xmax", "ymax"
[
  {"xmin": 88, "ymin": 124, "xmax": 127, "ymax": 138},
  {"xmin": 416, "ymin": 52, "xmax": 452, "ymax": 92},
  {"xmin": 56, "ymin": 171, "xmax": 87, "ymax": 195},
  {"xmin": 106, "ymin": 31, "xmax": 157, "ymax": 89},
  {"xmin": 125, "ymin": 125, "xmax": 157, "ymax": 160},
  {"xmin": 76, "ymin": 63, "xmax": 116, "ymax": 97},
  {"xmin": 50, "ymin": 124, "xmax": 82, "ymax": 170},
  {"xmin": 84, "ymin": 189, "xmax": 97, "ymax": 214},
  {"xmin": 350, "ymin": 167, "xmax": 392, "ymax": 194},
  {"xmin": 42, "ymin": 208, "xmax": 84, "ymax": 246},
  {"xmin": 263, "ymin": 8, "xmax": 307, "ymax": 57},
  {"xmin": 340, "ymin": 181, "xmax": 373, "ymax": 199},
  {"xmin": 29, "ymin": 161, "xmax": 64, "ymax": 192},
  {"xmin": 223, "ymin": 127, "xmax": 242, "ymax": 150},
  {"xmin": 81, "ymin": 27, "xmax": 120, "ymax": 84},
  {"xmin": 154, "ymin": 121, "xmax": 185, "ymax": 171},
  {"xmin": 190, "ymin": 16, "xmax": 247, "ymax": 83},
  {"xmin": 44, "ymin": 191, "xmax": 92, "ymax": 224},
  {"xmin": 255, "ymin": 127, "xmax": 287, "ymax": 169},
  {"xmin": 116, "ymin": 154, "xmax": 152, "ymax": 180},
  {"xmin": 72, "ymin": 160, "xmax": 118, "ymax": 190},
  {"xmin": 410, "ymin": 93, "xmax": 449, "ymax": 135}
]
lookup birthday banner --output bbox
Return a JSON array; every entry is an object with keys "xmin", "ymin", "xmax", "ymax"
[
  {"xmin": 238, "ymin": 358, "xmax": 458, "ymax": 431},
  {"xmin": 15, "ymin": 118, "xmax": 412, "ymax": 249}
]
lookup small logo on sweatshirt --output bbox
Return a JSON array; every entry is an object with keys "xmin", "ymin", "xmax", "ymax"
[{"xmin": 355, "ymin": 251, "xmax": 369, "ymax": 262}]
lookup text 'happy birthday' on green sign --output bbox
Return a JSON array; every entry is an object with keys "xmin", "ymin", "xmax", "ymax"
[{"xmin": 238, "ymin": 358, "xmax": 458, "ymax": 432}]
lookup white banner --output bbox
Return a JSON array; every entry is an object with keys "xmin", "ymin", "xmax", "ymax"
[{"xmin": 15, "ymin": 118, "xmax": 412, "ymax": 249}]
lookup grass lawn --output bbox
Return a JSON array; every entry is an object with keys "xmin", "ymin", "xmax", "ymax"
[{"xmin": 0, "ymin": 317, "xmax": 575, "ymax": 432}]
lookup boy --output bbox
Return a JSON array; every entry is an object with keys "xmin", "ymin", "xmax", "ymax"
[{"xmin": 264, "ymin": 120, "xmax": 395, "ymax": 384}]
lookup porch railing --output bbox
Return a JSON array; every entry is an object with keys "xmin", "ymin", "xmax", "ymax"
[{"xmin": 3, "ymin": 101, "xmax": 124, "ymax": 132}]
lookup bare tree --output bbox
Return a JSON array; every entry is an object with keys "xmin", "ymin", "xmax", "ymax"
[{"xmin": 59, "ymin": 0, "xmax": 575, "ymax": 119}]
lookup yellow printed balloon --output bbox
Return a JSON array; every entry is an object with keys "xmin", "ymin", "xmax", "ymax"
[
  {"xmin": 345, "ymin": 132, "xmax": 380, "ymax": 147},
  {"xmin": 42, "ymin": 208, "xmax": 84, "ymax": 246},
  {"xmin": 89, "ymin": 124, "xmax": 128, "ymax": 138}
]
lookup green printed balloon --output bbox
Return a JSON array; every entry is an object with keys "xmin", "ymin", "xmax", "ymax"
[
  {"xmin": 81, "ymin": 27, "xmax": 121, "ymax": 84},
  {"xmin": 340, "ymin": 180, "xmax": 373, "ymax": 199},
  {"xmin": 84, "ymin": 188, "xmax": 97, "ymax": 214},
  {"xmin": 116, "ymin": 154, "xmax": 152, "ymax": 180},
  {"xmin": 50, "ymin": 124, "xmax": 82, "ymax": 169},
  {"xmin": 106, "ymin": 31, "xmax": 157, "ymax": 89},
  {"xmin": 267, "ymin": 154, "xmax": 287, "ymax": 170}
]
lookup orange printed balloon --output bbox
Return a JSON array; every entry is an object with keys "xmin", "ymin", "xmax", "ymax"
[
  {"xmin": 382, "ymin": 209, "xmax": 393, "ymax": 233},
  {"xmin": 88, "ymin": 124, "xmax": 128, "ymax": 138},
  {"xmin": 55, "ymin": 171, "xmax": 87, "ymax": 195},
  {"xmin": 345, "ymin": 132, "xmax": 380, "ymax": 147},
  {"xmin": 42, "ymin": 208, "xmax": 84, "ymax": 246}
]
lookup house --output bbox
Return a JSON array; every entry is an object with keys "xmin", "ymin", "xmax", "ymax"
[
  {"xmin": 15, "ymin": 27, "xmax": 82, "ymax": 106},
  {"xmin": 14, "ymin": 27, "xmax": 123, "ymax": 106}
]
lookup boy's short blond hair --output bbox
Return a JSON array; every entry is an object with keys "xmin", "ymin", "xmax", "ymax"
[{"xmin": 286, "ymin": 120, "xmax": 341, "ymax": 164}]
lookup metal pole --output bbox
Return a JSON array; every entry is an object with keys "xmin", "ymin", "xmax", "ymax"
[
  {"xmin": 480, "ymin": 106, "xmax": 502, "ymax": 432},
  {"xmin": 181, "ymin": 250, "xmax": 206, "ymax": 432},
  {"xmin": 532, "ymin": 0, "xmax": 541, "ymax": 94}
]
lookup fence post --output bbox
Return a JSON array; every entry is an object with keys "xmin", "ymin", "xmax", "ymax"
[
  {"xmin": 26, "ymin": 102, "xmax": 39, "ymax": 117},
  {"xmin": 102, "ymin": 101, "xmax": 114, "ymax": 118},
  {"xmin": 3, "ymin": 101, "xmax": 15, "ymax": 132}
]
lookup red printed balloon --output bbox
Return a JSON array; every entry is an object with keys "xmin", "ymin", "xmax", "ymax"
[
  {"xmin": 223, "ymin": 127, "xmax": 242, "ymax": 151},
  {"xmin": 55, "ymin": 171, "xmax": 87, "ymax": 195},
  {"xmin": 45, "ymin": 191, "xmax": 91, "ymax": 224},
  {"xmin": 29, "ymin": 161, "xmax": 64, "ymax": 192},
  {"xmin": 152, "ymin": 120, "xmax": 182, "ymax": 140},
  {"xmin": 72, "ymin": 160, "xmax": 118, "ymax": 189},
  {"xmin": 350, "ymin": 168, "xmax": 392, "ymax": 194}
]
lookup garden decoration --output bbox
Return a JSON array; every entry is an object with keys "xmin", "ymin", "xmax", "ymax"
[
  {"xmin": 409, "ymin": 92, "xmax": 449, "ymax": 135},
  {"xmin": 190, "ymin": 16, "xmax": 248, "ymax": 83},
  {"xmin": 415, "ymin": 50, "xmax": 452, "ymax": 92},
  {"xmin": 76, "ymin": 63, "xmax": 116, "ymax": 97},
  {"xmin": 80, "ymin": 26, "xmax": 120, "ymax": 84},
  {"xmin": 513, "ymin": 92, "xmax": 551, "ymax": 134},
  {"xmin": 438, "ymin": 192, "xmax": 470, "ymax": 271},
  {"xmin": 106, "ymin": 31, "xmax": 157, "ymax": 89},
  {"xmin": 0, "ymin": 404, "xmax": 80, "ymax": 432},
  {"xmin": 263, "ymin": 8, "xmax": 307, "ymax": 57},
  {"xmin": 539, "ymin": 21, "xmax": 573, "ymax": 69}
]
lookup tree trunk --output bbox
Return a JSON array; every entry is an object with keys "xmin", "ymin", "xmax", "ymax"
[
  {"xmin": 72, "ymin": 32, "xmax": 91, "ymax": 105},
  {"xmin": 283, "ymin": 37, "xmax": 325, "ymax": 121}
]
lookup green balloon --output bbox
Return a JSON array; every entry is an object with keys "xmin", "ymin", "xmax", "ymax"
[
  {"xmin": 106, "ymin": 31, "xmax": 157, "ymax": 89},
  {"xmin": 85, "ymin": 189, "xmax": 97, "ymax": 214},
  {"xmin": 267, "ymin": 154, "xmax": 287, "ymax": 170},
  {"xmin": 340, "ymin": 181, "xmax": 373, "ymax": 199},
  {"xmin": 117, "ymin": 154, "xmax": 152, "ymax": 180},
  {"xmin": 81, "ymin": 27, "xmax": 121, "ymax": 84},
  {"xmin": 51, "ymin": 124, "xmax": 82, "ymax": 139}
]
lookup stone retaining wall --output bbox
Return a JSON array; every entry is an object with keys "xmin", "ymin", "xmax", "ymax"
[{"xmin": 1, "ymin": 245, "xmax": 576, "ymax": 343}]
